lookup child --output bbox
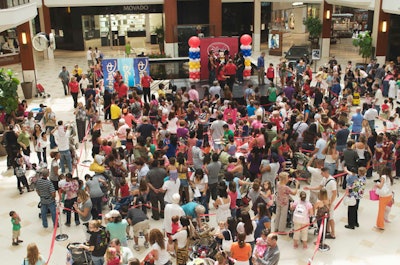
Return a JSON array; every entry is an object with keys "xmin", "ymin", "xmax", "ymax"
[
  {"xmin": 119, "ymin": 178, "xmax": 130, "ymax": 199},
  {"xmin": 253, "ymin": 229, "xmax": 269, "ymax": 258},
  {"xmin": 100, "ymin": 139, "xmax": 112, "ymax": 156},
  {"xmin": 9, "ymin": 211, "xmax": 22, "ymax": 246},
  {"xmin": 129, "ymin": 177, "xmax": 140, "ymax": 197},
  {"xmin": 171, "ymin": 215, "xmax": 180, "ymax": 235},
  {"xmin": 14, "ymin": 154, "xmax": 31, "ymax": 194},
  {"xmin": 228, "ymin": 181, "xmax": 238, "ymax": 217},
  {"xmin": 105, "ymin": 247, "xmax": 120, "ymax": 265}
]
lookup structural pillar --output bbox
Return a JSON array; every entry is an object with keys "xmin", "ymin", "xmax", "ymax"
[
  {"xmin": 321, "ymin": 1, "xmax": 333, "ymax": 64},
  {"xmin": 39, "ymin": 0, "xmax": 54, "ymax": 59},
  {"xmin": 372, "ymin": 0, "xmax": 389, "ymax": 66},
  {"xmin": 209, "ymin": 0, "xmax": 222, "ymax": 37},
  {"xmin": 164, "ymin": 0, "xmax": 178, "ymax": 57},
  {"xmin": 17, "ymin": 21, "xmax": 37, "ymax": 93},
  {"xmin": 253, "ymin": 0, "xmax": 261, "ymax": 52}
]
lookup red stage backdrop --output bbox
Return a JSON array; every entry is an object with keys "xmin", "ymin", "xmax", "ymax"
[{"xmin": 200, "ymin": 37, "xmax": 239, "ymax": 80}]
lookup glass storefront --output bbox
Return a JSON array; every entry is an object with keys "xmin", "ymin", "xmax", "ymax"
[{"xmin": 271, "ymin": 4, "xmax": 320, "ymax": 31}]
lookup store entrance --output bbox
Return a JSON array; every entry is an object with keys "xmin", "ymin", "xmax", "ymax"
[{"xmin": 81, "ymin": 13, "xmax": 162, "ymax": 53}]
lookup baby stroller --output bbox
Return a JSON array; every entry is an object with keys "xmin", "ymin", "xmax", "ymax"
[
  {"xmin": 189, "ymin": 225, "xmax": 218, "ymax": 260},
  {"xmin": 66, "ymin": 243, "xmax": 93, "ymax": 265},
  {"xmin": 35, "ymin": 83, "xmax": 50, "ymax": 98}
]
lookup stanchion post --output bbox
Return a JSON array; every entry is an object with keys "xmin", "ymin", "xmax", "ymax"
[
  {"xmin": 55, "ymin": 204, "xmax": 69, "ymax": 241},
  {"xmin": 81, "ymin": 120, "xmax": 92, "ymax": 164},
  {"xmin": 319, "ymin": 213, "xmax": 330, "ymax": 252}
]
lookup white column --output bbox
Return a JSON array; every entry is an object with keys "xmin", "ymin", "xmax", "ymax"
[
  {"xmin": 164, "ymin": 42, "xmax": 178, "ymax": 57},
  {"xmin": 321, "ymin": 38, "xmax": 330, "ymax": 64},
  {"xmin": 371, "ymin": 0, "xmax": 381, "ymax": 54},
  {"xmin": 253, "ymin": 0, "xmax": 261, "ymax": 52}
]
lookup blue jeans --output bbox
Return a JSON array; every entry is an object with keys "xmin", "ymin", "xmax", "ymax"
[
  {"xmin": 91, "ymin": 256, "xmax": 104, "ymax": 265},
  {"xmin": 199, "ymin": 191, "xmax": 210, "ymax": 214},
  {"xmin": 46, "ymin": 126, "xmax": 57, "ymax": 149},
  {"xmin": 41, "ymin": 201, "xmax": 57, "ymax": 228},
  {"xmin": 374, "ymin": 105, "xmax": 381, "ymax": 115},
  {"xmin": 383, "ymin": 80, "xmax": 389, "ymax": 97},
  {"xmin": 368, "ymin": 120, "xmax": 375, "ymax": 131},
  {"xmin": 60, "ymin": 150, "xmax": 73, "ymax": 173}
]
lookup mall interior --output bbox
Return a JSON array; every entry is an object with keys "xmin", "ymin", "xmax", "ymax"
[{"xmin": 0, "ymin": 0, "xmax": 400, "ymax": 265}]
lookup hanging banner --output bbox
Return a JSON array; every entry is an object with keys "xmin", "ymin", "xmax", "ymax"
[
  {"xmin": 118, "ymin": 58, "xmax": 135, "ymax": 87},
  {"xmin": 102, "ymin": 59, "xmax": 118, "ymax": 91},
  {"xmin": 133, "ymin": 57, "xmax": 150, "ymax": 86}
]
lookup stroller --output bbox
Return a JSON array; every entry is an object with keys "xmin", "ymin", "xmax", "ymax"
[
  {"xmin": 35, "ymin": 83, "xmax": 51, "ymax": 98},
  {"xmin": 189, "ymin": 224, "xmax": 218, "ymax": 260},
  {"xmin": 66, "ymin": 243, "xmax": 93, "ymax": 265}
]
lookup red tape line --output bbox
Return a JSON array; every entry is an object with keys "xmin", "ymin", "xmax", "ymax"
[{"xmin": 46, "ymin": 207, "xmax": 59, "ymax": 264}]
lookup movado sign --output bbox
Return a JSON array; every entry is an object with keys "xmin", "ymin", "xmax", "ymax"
[{"xmin": 123, "ymin": 5, "xmax": 150, "ymax": 11}]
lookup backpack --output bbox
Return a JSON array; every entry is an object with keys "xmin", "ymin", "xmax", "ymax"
[
  {"xmin": 268, "ymin": 87, "xmax": 277, "ymax": 102},
  {"xmin": 293, "ymin": 201, "xmax": 309, "ymax": 223}
]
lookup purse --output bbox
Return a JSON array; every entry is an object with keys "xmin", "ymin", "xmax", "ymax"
[
  {"xmin": 221, "ymin": 229, "xmax": 233, "ymax": 252},
  {"xmin": 344, "ymin": 196, "xmax": 356, "ymax": 206}
]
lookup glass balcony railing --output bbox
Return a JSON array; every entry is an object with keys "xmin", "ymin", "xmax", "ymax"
[{"xmin": 0, "ymin": 0, "xmax": 30, "ymax": 9}]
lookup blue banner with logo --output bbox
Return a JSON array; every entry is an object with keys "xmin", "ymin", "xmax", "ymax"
[
  {"xmin": 117, "ymin": 58, "xmax": 134, "ymax": 87},
  {"xmin": 133, "ymin": 57, "xmax": 150, "ymax": 86},
  {"xmin": 102, "ymin": 59, "xmax": 118, "ymax": 91}
]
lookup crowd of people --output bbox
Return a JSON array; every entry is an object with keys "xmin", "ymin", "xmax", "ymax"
[{"xmin": 4, "ymin": 51, "xmax": 400, "ymax": 265}]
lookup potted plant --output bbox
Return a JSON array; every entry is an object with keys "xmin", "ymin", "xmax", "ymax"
[
  {"xmin": 352, "ymin": 31, "xmax": 373, "ymax": 64},
  {"xmin": 153, "ymin": 25, "xmax": 165, "ymax": 54},
  {"xmin": 0, "ymin": 68, "xmax": 20, "ymax": 115},
  {"xmin": 303, "ymin": 17, "xmax": 322, "ymax": 49}
]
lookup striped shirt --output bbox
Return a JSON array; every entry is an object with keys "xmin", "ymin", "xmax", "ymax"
[{"xmin": 36, "ymin": 178, "xmax": 55, "ymax": 204}]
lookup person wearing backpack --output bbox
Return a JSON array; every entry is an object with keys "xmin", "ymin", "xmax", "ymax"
[
  {"xmin": 267, "ymin": 83, "xmax": 277, "ymax": 104},
  {"xmin": 290, "ymin": 191, "xmax": 313, "ymax": 249}
]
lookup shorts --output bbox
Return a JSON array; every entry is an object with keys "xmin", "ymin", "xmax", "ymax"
[
  {"xmin": 329, "ymin": 204, "xmax": 335, "ymax": 220},
  {"xmin": 12, "ymin": 230, "xmax": 20, "ymax": 239},
  {"xmin": 132, "ymin": 219, "xmax": 150, "ymax": 237},
  {"xmin": 180, "ymin": 179, "xmax": 189, "ymax": 188}
]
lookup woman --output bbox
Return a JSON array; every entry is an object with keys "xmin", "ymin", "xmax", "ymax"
[
  {"xmin": 223, "ymin": 102, "xmax": 238, "ymax": 124},
  {"xmin": 253, "ymin": 202, "xmax": 271, "ymax": 240},
  {"xmin": 274, "ymin": 172, "xmax": 299, "ymax": 233},
  {"xmin": 106, "ymin": 209, "xmax": 129, "ymax": 246},
  {"xmin": 361, "ymin": 119, "xmax": 372, "ymax": 138},
  {"xmin": 164, "ymin": 134, "xmax": 178, "ymax": 159},
  {"xmin": 375, "ymin": 167, "xmax": 394, "ymax": 230},
  {"xmin": 4, "ymin": 124, "xmax": 19, "ymax": 170},
  {"xmin": 322, "ymin": 138, "xmax": 339, "ymax": 176},
  {"xmin": 162, "ymin": 158, "xmax": 181, "ymax": 204},
  {"xmin": 43, "ymin": 107, "xmax": 57, "ymax": 149},
  {"xmin": 187, "ymin": 131, "xmax": 198, "ymax": 165},
  {"xmin": 85, "ymin": 174, "xmax": 107, "ymax": 220},
  {"xmin": 17, "ymin": 125, "xmax": 31, "ymax": 156},
  {"xmin": 301, "ymin": 123, "xmax": 318, "ymax": 151},
  {"xmin": 167, "ymin": 112, "xmax": 179, "ymax": 135},
  {"xmin": 69, "ymin": 76, "xmax": 80, "ymax": 108},
  {"xmin": 73, "ymin": 189, "xmax": 93, "ymax": 240},
  {"xmin": 170, "ymin": 216, "xmax": 191, "ymax": 265},
  {"xmin": 32, "ymin": 124, "xmax": 47, "ymax": 164},
  {"xmin": 224, "ymin": 135, "xmax": 237, "ymax": 156},
  {"xmin": 49, "ymin": 151, "xmax": 61, "ymax": 199},
  {"xmin": 345, "ymin": 167, "xmax": 366, "ymax": 229},
  {"xmin": 75, "ymin": 102, "xmax": 87, "ymax": 143},
  {"xmin": 237, "ymin": 211, "xmax": 257, "ymax": 250},
  {"xmin": 190, "ymin": 168, "xmax": 210, "ymax": 218},
  {"xmin": 177, "ymin": 155, "xmax": 189, "ymax": 204},
  {"xmin": 353, "ymin": 134, "xmax": 371, "ymax": 168},
  {"xmin": 214, "ymin": 251, "xmax": 231, "ymax": 265},
  {"xmin": 247, "ymin": 148, "xmax": 263, "ymax": 181},
  {"xmin": 230, "ymin": 232, "xmax": 252, "ymax": 265},
  {"xmin": 213, "ymin": 182, "xmax": 232, "ymax": 223},
  {"xmin": 22, "ymin": 243, "xmax": 46, "ymax": 265},
  {"xmin": 149, "ymin": 228, "xmax": 171, "ymax": 265},
  {"xmin": 192, "ymin": 140, "xmax": 204, "ymax": 170},
  {"xmin": 291, "ymin": 191, "xmax": 313, "ymax": 249},
  {"xmin": 80, "ymin": 220, "xmax": 109, "ymax": 265},
  {"xmin": 91, "ymin": 120, "xmax": 102, "ymax": 157}
]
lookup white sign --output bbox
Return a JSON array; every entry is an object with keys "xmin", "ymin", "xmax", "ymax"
[{"xmin": 312, "ymin": 49, "xmax": 321, "ymax": 60}]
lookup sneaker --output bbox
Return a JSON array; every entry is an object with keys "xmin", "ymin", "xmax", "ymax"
[
  {"xmin": 384, "ymin": 219, "xmax": 391, "ymax": 223},
  {"xmin": 134, "ymin": 245, "xmax": 140, "ymax": 251},
  {"xmin": 374, "ymin": 226, "xmax": 384, "ymax": 230},
  {"xmin": 344, "ymin": 225, "xmax": 355, "ymax": 230},
  {"xmin": 19, "ymin": 190, "xmax": 24, "ymax": 195},
  {"xmin": 325, "ymin": 234, "xmax": 336, "ymax": 239},
  {"xmin": 64, "ymin": 222, "xmax": 71, "ymax": 227},
  {"xmin": 17, "ymin": 240, "xmax": 23, "ymax": 243},
  {"xmin": 144, "ymin": 242, "xmax": 149, "ymax": 249},
  {"xmin": 12, "ymin": 242, "xmax": 19, "ymax": 246},
  {"xmin": 75, "ymin": 221, "xmax": 80, "ymax": 226}
]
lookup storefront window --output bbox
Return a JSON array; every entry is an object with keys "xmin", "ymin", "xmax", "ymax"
[{"xmin": 307, "ymin": 4, "xmax": 320, "ymax": 18}]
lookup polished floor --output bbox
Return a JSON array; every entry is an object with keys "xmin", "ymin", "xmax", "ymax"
[{"xmin": 1, "ymin": 37, "xmax": 400, "ymax": 265}]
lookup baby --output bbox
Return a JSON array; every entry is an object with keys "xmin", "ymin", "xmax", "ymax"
[
  {"xmin": 171, "ymin": 215, "xmax": 180, "ymax": 235},
  {"xmin": 253, "ymin": 229, "xmax": 269, "ymax": 259}
]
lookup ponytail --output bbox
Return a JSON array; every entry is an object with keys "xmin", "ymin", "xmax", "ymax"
[{"xmin": 237, "ymin": 232, "xmax": 246, "ymax": 248}]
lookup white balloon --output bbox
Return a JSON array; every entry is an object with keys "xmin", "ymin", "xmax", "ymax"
[
  {"xmin": 189, "ymin": 78, "xmax": 194, "ymax": 83},
  {"xmin": 245, "ymin": 66, "xmax": 252, "ymax": 70},
  {"xmin": 195, "ymin": 79, "xmax": 200, "ymax": 82}
]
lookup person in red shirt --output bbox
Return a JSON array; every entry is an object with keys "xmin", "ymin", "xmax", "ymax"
[
  {"xmin": 118, "ymin": 80, "xmax": 129, "ymax": 99},
  {"xmin": 68, "ymin": 76, "xmax": 80, "ymax": 108},
  {"xmin": 217, "ymin": 63, "xmax": 229, "ymax": 90},
  {"xmin": 224, "ymin": 59, "xmax": 237, "ymax": 91},
  {"xmin": 266, "ymin": 63, "xmax": 275, "ymax": 83},
  {"xmin": 113, "ymin": 71, "xmax": 122, "ymax": 93},
  {"xmin": 140, "ymin": 71, "xmax": 153, "ymax": 103}
]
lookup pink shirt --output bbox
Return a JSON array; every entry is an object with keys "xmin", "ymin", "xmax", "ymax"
[
  {"xmin": 228, "ymin": 190, "xmax": 238, "ymax": 209},
  {"xmin": 188, "ymin": 89, "xmax": 199, "ymax": 102}
]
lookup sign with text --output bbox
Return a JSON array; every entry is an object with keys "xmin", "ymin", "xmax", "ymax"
[
  {"xmin": 133, "ymin": 57, "xmax": 150, "ymax": 87},
  {"xmin": 102, "ymin": 59, "xmax": 118, "ymax": 91}
]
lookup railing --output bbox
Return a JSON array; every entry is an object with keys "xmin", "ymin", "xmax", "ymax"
[
  {"xmin": 149, "ymin": 57, "xmax": 189, "ymax": 80},
  {"xmin": 0, "ymin": 0, "xmax": 30, "ymax": 9}
]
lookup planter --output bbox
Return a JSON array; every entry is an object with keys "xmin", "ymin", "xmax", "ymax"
[{"xmin": 21, "ymin": 82, "xmax": 33, "ymax": 99}]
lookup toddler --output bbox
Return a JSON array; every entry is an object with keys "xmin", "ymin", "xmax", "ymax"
[
  {"xmin": 105, "ymin": 247, "xmax": 120, "ymax": 265},
  {"xmin": 171, "ymin": 215, "xmax": 180, "ymax": 235},
  {"xmin": 253, "ymin": 229, "xmax": 269, "ymax": 258},
  {"xmin": 9, "ymin": 211, "xmax": 22, "ymax": 246}
]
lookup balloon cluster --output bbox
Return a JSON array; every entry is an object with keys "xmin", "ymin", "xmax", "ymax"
[
  {"xmin": 240, "ymin": 34, "xmax": 252, "ymax": 80},
  {"xmin": 188, "ymin": 36, "xmax": 201, "ymax": 83}
]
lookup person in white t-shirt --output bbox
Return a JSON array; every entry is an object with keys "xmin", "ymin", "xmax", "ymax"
[
  {"xmin": 87, "ymin": 47, "xmax": 94, "ymax": 67},
  {"xmin": 149, "ymin": 229, "xmax": 171, "ymax": 265},
  {"xmin": 306, "ymin": 156, "xmax": 324, "ymax": 204}
]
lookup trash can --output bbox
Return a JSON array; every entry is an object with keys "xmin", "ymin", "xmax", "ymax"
[
  {"xmin": 21, "ymin": 82, "xmax": 33, "ymax": 99},
  {"xmin": 151, "ymin": 34, "xmax": 158, "ymax": 44}
]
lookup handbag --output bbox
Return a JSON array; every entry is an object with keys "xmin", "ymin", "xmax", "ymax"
[
  {"xmin": 221, "ymin": 229, "xmax": 233, "ymax": 252},
  {"xmin": 344, "ymin": 196, "xmax": 356, "ymax": 206}
]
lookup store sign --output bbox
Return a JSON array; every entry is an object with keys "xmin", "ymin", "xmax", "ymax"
[{"xmin": 123, "ymin": 5, "xmax": 149, "ymax": 12}]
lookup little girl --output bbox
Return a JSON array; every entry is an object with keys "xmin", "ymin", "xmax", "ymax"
[
  {"xmin": 105, "ymin": 247, "xmax": 120, "ymax": 265},
  {"xmin": 253, "ymin": 229, "xmax": 269, "ymax": 260},
  {"xmin": 228, "ymin": 181, "xmax": 238, "ymax": 217},
  {"xmin": 171, "ymin": 215, "xmax": 180, "ymax": 235},
  {"xmin": 119, "ymin": 178, "xmax": 130, "ymax": 199}
]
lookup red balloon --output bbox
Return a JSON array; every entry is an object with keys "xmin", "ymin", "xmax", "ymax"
[
  {"xmin": 188, "ymin": 36, "xmax": 201, "ymax": 47},
  {"xmin": 240, "ymin": 34, "xmax": 252, "ymax": 45}
]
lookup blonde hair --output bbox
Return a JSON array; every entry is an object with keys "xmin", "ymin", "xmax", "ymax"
[
  {"xmin": 318, "ymin": 188, "xmax": 328, "ymax": 201},
  {"xmin": 77, "ymin": 189, "xmax": 90, "ymax": 202},
  {"xmin": 105, "ymin": 247, "xmax": 117, "ymax": 262},
  {"xmin": 88, "ymin": 219, "xmax": 102, "ymax": 229},
  {"xmin": 278, "ymin": 172, "xmax": 289, "ymax": 182},
  {"xmin": 26, "ymin": 243, "xmax": 41, "ymax": 265},
  {"xmin": 358, "ymin": 167, "xmax": 367, "ymax": 176}
]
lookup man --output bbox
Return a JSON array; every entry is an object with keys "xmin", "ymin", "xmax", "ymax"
[
  {"xmin": 283, "ymin": 81, "xmax": 295, "ymax": 101},
  {"xmin": 313, "ymin": 133, "xmax": 327, "ymax": 160},
  {"xmin": 343, "ymin": 140, "xmax": 359, "ymax": 177},
  {"xmin": 140, "ymin": 71, "xmax": 153, "ymax": 103},
  {"xmin": 109, "ymin": 238, "xmax": 134, "ymax": 265},
  {"xmin": 110, "ymin": 99, "xmax": 121, "ymax": 130},
  {"xmin": 305, "ymin": 167, "xmax": 337, "ymax": 239},
  {"xmin": 306, "ymin": 155, "xmax": 324, "ymax": 204},
  {"xmin": 295, "ymin": 59, "xmax": 306, "ymax": 83},
  {"xmin": 292, "ymin": 115, "xmax": 309, "ymax": 144},
  {"xmin": 255, "ymin": 233, "xmax": 280, "ymax": 265},
  {"xmin": 209, "ymin": 80, "xmax": 221, "ymax": 99},
  {"xmin": 336, "ymin": 121, "xmax": 350, "ymax": 153},
  {"xmin": 163, "ymin": 193, "xmax": 185, "ymax": 235},
  {"xmin": 224, "ymin": 59, "xmax": 237, "ymax": 90},
  {"xmin": 257, "ymin": 52, "xmax": 266, "ymax": 85},
  {"xmin": 136, "ymin": 116, "xmax": 156, "ymax": 140},
  {"xmin": 36, "ymin": 168, "xmax": 57, "ymax": 228},
  {"xmin": 134, "ymin": 158, "xmax": 149, "ymax": 183},
  {"xmin": 260, "ymin": 152, "xmax": 280, "ymax": 188},
  {"xmin": 126, "ymin": 202, "xmax": 150, "ymax": 251},
  {"xmin": 330, "ymin": 78, "xmax": 341, "ymax": 100},
  {"xmin": 373, "ymin": 83, "xmax": 384, "ymax": 114},
  {"xmin": 210, "ymin": 113, "xmax": 226, "ymax": 151},
  {"xmin": 118, "ymin": 80, "xmax": 129, "ymax": 99},
  {"xmin": 58, "ymin": 66, "xmax": 70, "ymax": 96},
  {"xmin": 188, "ymin": 85, "xmax": 199, "ymax": 102},
  {"xmin": 116, "ymin": 119, "xmax": 129, "ymax": 146},
  {"xmin": 363, "ymin": 104, "xmax": 379, "ymax": 131},
  {"xmin": 146, "ymin": 160, "xmax": 167, "ymax": 220},
  {"xmin": 53, "ymin": 121, "xmax": 72, "ymax": 174},
  {"xmin": 351, "ymin": 108, "xmax": 363, "ymax": 141},
  {"xmin": 87, "ymin": 47, "xmax": 94, "ymax": 67},
  {"xmin": 205, "ymin": 153, "xmax": 222, "ymax": 201}
]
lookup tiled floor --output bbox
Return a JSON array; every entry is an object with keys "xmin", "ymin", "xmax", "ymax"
[{"xmin": 1, "ymin": 36, "xmax": 400, "ymax": 265}]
